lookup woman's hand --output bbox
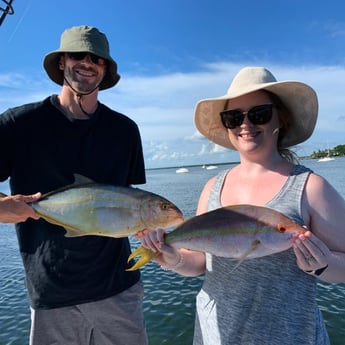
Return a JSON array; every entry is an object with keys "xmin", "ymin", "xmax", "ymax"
[
  {"xmin": 137, "ymin": 228, "xmax": 206, "ymax": 276},
  {"xmin": 140, "ymin": 228, "xmax": 183, "ymax": 268},
  {"xmin": 293, "ymin": 231, "xmax": 330, "ymax": 274}
]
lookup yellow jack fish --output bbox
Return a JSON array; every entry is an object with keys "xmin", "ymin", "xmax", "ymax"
[{"xmin": 30, "ymin": 175, "xmax": 184, "ymax": 238}]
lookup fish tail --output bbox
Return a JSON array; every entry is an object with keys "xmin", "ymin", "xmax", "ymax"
[{"xmin": 126, "ymin": 246, "xmax": 159, "ymax": 271}]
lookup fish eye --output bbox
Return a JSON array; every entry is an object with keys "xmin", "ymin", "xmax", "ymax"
[
  {"xmin": 277, "ymin": 224, "xmax": 286, "ymax": 233},
  {"xmin": 160, "ymin": 202, "xmax": 169, "ymax": 210}
]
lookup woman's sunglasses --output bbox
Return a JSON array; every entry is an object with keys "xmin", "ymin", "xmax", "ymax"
[
  {"xmin": 66, "ymin": 52, "xmax": 106, "ymax": 66},
  {"xmin": 220, "ymin": 104, "xmax": 273, "ymax": 129}
]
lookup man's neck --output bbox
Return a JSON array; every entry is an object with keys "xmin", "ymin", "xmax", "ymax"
[{"xmin": 57, "ymin": 87, "xmax": 99, "ymax": 119}]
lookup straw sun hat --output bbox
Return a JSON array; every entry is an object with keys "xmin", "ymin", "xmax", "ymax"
[
  {"xmin": 43, "ymin": 25, "xmax": 120, "ymax": 90},
  {"xmin": 194, "ymin": 66, "xmax": 318, "ymax": 150}
]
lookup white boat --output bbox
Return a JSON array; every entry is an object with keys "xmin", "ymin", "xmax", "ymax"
[
  {"xmin": 176, "ymin": 168, "xmax": 189, "ymax": 173},
  {"xmin": 318, "ymin": 147, "xmax": 335, "ymax": 162},
  {"xmin": 318, "ymin": 157, "xmax": 335, "ymax": 162},
  {"xmin": 205, "ymin": 165, "xmax": 218, "ymax": 170}
]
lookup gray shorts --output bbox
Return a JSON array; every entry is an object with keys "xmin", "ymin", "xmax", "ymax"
[{"xmin": 29, "ymin": 281, "xmax": 148, "ymax": 345}]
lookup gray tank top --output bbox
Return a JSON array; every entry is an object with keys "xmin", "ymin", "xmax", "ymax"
[{"xmin": 193, "ymin": 165, "xmax": 330, "ymax": 345}]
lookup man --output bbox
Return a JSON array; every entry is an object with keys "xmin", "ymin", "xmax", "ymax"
[{"xmin": 0, "ymin": 25, "xmax": 148, "ymax": 345}]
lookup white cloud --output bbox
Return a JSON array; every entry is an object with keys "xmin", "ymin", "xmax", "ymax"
[{"xmin": 1, "ymin": 62, "xmax": 345, "ymax": 168}]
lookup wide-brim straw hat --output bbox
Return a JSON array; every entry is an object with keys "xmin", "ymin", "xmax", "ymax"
[
  {"xmin": 194, "ymin": 66, "xmax": 318, "ymax": 149},
  {"xmin": 43, "ymin": 25, "xmax": 120, "ymax": 90}
]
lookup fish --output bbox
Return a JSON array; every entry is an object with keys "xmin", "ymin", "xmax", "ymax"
[
  {"xmin": 29, "ymin": 175, "xmax": 184, "ymax": 238},
  {"xmin": 127, "ymin": 204, "xmax": 306, "ymax": 271}
]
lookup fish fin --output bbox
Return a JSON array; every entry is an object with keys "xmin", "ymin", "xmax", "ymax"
[
  {"xmin": 126, "ymin": 246, "xmax": 160, "ymax": 271},
  {"xmin": 230, "ymin": 239, "xmax": 261, "ymax": 273},
  {"xmin": 37, "ymin": 213, "xmax": 86, "ymax": 237},
  {"xmin": 63, "ymin": 227, "xmax": 87, "ymax": 237},
  {"xmin": 73, "ymin": 174, "xmax": 95, "ymax": 185},
  {"xmin": 39, "ymin": 174, "xmax": 95, "ymax": 199}
]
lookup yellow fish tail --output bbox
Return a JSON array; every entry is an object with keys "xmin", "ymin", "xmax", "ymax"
[{"xmin": 126, "ymin": 246, "xmax": 159, "ymax": 271}]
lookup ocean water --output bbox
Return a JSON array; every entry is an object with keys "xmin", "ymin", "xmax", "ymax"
[{"xmin": 0, "ymin": 158, "xmax": 344, "ymax": 345}]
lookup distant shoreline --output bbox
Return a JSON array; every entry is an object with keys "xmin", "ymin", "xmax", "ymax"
[{"xmin": 146, "ymin": 155, "xmax": 345, "ymax": 171}]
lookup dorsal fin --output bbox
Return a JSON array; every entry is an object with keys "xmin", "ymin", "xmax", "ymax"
[
  {"xmin": 73, "ymin": 174, "xmax": 94, "ymax": 185},
  {"xmin": 40, "ymin": 174, "xmax": 96, "ymax": 199}
]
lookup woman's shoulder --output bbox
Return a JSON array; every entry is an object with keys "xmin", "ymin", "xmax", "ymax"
[
  {"xmin": 197, "ymin": 174, "xmax": 222, "ymax": 215},
  {"xmin": 205, "ymin": 169, "xmax": 230, "ymax": 192},
  {"xmin": 305, "ymin": 171, "xmax": 341, "ymax": 198}
]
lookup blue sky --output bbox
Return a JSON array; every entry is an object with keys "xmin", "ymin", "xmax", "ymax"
[{"xmin": 1, "ymin": 1, "xmax": 345, "ymax": 169}]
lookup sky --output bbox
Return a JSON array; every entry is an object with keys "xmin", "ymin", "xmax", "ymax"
[{"xmin": 1, "ymin": 0, "xmax": 345, "ymax": 169}]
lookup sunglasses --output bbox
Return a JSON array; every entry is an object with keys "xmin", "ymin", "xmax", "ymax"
[
  {"xmin": 220, "ymin": 104, "xmax": 273, "ymax": 129},
  {"xmin": 66, "ymin": 52, "xmax": 106, "ymax": 66}
]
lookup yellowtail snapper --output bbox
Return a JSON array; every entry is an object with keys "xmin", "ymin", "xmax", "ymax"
[{"xmin": 127, "ymin": 204, "xmax": 306, "ymax": 271}]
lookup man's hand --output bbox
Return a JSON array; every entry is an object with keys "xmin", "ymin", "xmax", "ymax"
[{"xmin": 0, "ymin": 192, "xmax": 41, "ymax": 223}]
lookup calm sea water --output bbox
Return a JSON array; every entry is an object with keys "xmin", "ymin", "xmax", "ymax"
[{"xmin": 0, "ymin": 158, "xmax": 344, "ymax": 345}]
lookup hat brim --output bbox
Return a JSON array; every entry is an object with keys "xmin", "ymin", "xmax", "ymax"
[
  {"xmin": 43, "ymin": 50, "xmax": 120, "ymax": 91},
  {"xmin": 194, "ymin": 80, "xmax": 318, "ymax": 150}
]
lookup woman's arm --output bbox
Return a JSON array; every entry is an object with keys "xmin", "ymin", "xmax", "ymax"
[{"xmin": 294, "ymin": 173, "xmax": 345, "ymax": 283}]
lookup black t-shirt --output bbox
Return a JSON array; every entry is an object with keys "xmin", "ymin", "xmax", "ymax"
[{"xmin": 0, "ymin": 96, "xmax": 146, "ymax": 309}]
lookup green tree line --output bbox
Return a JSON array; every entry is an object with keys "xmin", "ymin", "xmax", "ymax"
[{"xmin": 310, "ymin": 144, "xmax": 345, "ymax": 159}]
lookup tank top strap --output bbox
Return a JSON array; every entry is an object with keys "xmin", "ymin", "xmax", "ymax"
[
  {"xmin": 208, "ymin": 169, "xmax": 229, "ymax": 211},
  {"xmin": 267, "ymin": 164, "xmax": 312, "ymax": 223}
]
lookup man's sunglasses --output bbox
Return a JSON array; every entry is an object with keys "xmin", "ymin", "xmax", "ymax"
[
  {"xmin": 220, "ymin": 104, "xmax": 273, "ymax": 129},
  {"xmin": 66, "ymin": 52, "xmax": 106, "ymax": 66}
]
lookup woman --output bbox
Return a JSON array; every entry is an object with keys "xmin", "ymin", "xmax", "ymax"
[{"xmin": 141, "ymin": 67, "xmax": 345, "ymax": 345}]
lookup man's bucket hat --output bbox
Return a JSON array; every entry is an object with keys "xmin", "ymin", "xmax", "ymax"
[{"xmin": 43, "ymin": 25, "xmax": 120, "ymax": 90}]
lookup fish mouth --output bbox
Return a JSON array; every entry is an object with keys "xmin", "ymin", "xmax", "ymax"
[
  {"xmin": 167, "ymin": 204, "xmax": 184, "ymax": 224},
  {"xmin": 140, "ymin": 200, "xmax": 184, "ymax": 230},
  {"xmin": 170, "ymin": 215, "xmax": 184, "ymax": 227},
  {"xmin": 162, "ymin": 209, "xmax": 184, "ymax": 228}
]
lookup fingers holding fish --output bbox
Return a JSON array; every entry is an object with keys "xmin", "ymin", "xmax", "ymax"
[
  {"xmin": 141, "ymin": 228, "xmax": 167, "ymax": 252},
  {"xmin": 134, "ymin": 229, "xmax": 151, "ymax": 239},
  {"xmin": 128, "ymin": 227, "xmax": 179, "ymax": 272},
  {"xmin": 293, "ymin": 231, "xmax": 330, "ymax": 271},
  {"xmin": 139, "ymin": 228, "xmax": 182, "ymax": 267}
]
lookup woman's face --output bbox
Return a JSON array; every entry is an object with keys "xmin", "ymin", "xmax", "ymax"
[{"xmin": 224, "ymin": 90, "xmax": 281, "ymax": 155}]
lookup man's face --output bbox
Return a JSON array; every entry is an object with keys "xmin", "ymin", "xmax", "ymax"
[{"xmin": 59, "ymin": 52, "xmax": 107, "ymax": 93}]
